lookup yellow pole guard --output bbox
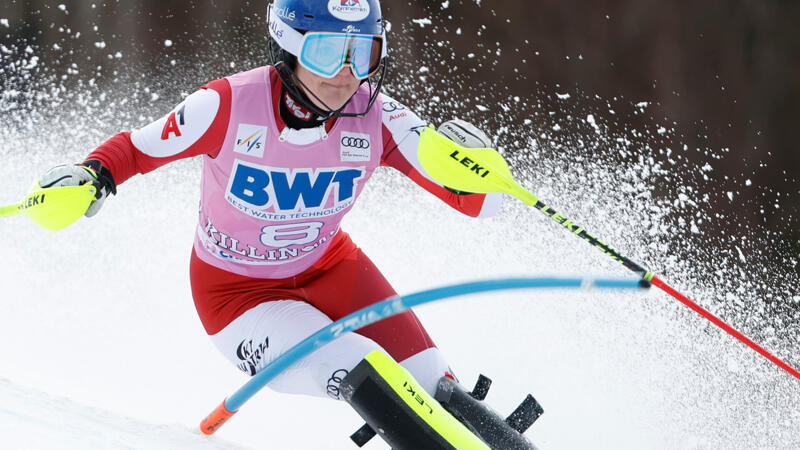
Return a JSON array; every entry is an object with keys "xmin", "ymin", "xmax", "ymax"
[
  {"xmin": 0, "ymin": 182, "xmax": 97, "ymax": 231},
  {"xmin": 364, "ymin": 350, "xmax": 491, "ymax": 450},
  {"xmin": 417, "ymin": 126, "xmax": 538, "ymax": 206}
]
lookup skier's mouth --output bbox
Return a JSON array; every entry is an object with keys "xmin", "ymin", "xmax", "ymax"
[{"xmin": 322, "ymin": 80, "xmax": 356, "ymax": 90}]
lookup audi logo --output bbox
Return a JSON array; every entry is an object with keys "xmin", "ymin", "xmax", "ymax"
[
  {"xmin": 326, "ymin": 369, "xmax": 349, "ymax": 399},
  {"xmin": 341, "ymin": 137, "xmax": 370, "ymax": 149},
  {"xmin": 382, "ymin": 101, "xmax": 407, "ymax": 113}
]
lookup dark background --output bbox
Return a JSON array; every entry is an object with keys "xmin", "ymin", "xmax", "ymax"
[{"xmin": 2, "ymin": 0, "xmax": 798, "ymax": 258}]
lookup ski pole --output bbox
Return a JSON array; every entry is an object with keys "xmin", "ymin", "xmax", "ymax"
[
  {"xmin": 529, "ymin": 198, "xmax": 800, "ymax": 381},
  {"xmin": 200, "ymin": 277, "xmax": 647, "ymax": 435},
  {"xmin": 417, "ymin": 127, "xmax": 800, "ymax": 381}
]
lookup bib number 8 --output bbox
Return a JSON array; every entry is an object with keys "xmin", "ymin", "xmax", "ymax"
[{"xmin": 260, "ymin": 222, "xmax": 324, "ymax": 248}]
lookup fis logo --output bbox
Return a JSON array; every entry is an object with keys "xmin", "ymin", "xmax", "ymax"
[
  {"xmin": 234, "ymin": 124, "xmax": 267, "ymax": 158},
  {"xmin": 228, "ymin": 161, "xmax": 365, "ymax": 212},
  {"xmin": 340, "ymin": 131, "xmax": 371, "ymax": 162}
]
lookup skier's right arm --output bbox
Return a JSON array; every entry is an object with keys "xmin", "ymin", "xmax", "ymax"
[{"xmin": 38, "ymin": 78, "xmax": 232, "ymax": 217}]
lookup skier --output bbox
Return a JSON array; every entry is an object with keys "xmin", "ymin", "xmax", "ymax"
[{"xmin": 37, "ymin": 0, "xmax": 539, "ymax": 447}]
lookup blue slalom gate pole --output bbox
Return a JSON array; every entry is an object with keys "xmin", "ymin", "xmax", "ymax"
[{"xmin": 200, "ymin": 277, "xmax": 648, "ymax": 434}]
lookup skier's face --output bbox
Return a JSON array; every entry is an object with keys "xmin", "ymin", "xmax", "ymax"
[{"xmin": 294, "ymin": 64, "xmax": 360, "ymax": 111}]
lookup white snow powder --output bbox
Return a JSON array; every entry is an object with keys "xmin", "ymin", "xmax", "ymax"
[
  {"xmin": 586, "ymin": 114, "xmax": 600, "ymax": 134},
  {"xmin": 735, "ymin": 246, "xmax": 746, "ymax": 263},
  {"xmin": 25, "ymin": 56, "xmax": 39, "ymax": 69},
  {"xmin": 412, "ymin": 18, "xmax": 432, "ymax": 28}
]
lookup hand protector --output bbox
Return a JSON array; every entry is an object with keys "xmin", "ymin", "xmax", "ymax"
[
  {"xmin": 39, "ymin": 160, "xmax": 117, "ymax": 217},
  {"xmin": 436, "ymin": 119, "xmax": 493, "ymax": 195},
  {"xmin": 437, "ymin": 118, "xmax": 492, "ymax": 149}
]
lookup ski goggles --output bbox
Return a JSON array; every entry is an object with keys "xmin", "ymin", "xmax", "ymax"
[
  {"xmin": 268, "ymin": 6, "xmax": 387, "ymax": 80},
  {"xmin": 298, "ymin": 33, "xmax": 383, "ymax": 79}
]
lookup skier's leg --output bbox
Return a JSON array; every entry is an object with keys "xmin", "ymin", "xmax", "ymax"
[
  {"xmin": 209, "ymin": 299, "xmax": 385, "ymax": 398},
  {"xmin": 303, "ymin": 244, "xmax": 454, "ymax": 394},
  {"xmin": 191, "ymin": 240, "xmax": 452, "ymax": 398}
]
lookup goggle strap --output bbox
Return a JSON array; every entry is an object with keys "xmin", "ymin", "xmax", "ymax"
[{"xmin": 268, "ymin": 6, "xmax": 304, "ymax": 57}]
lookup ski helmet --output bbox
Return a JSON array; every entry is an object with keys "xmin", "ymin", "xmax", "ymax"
[{"xmin": 267, "ymin": 0, "xmax": 388, "ymax": 119}]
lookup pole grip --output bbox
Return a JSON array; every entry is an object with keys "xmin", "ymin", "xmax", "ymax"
[{"xmin": 200, "ymin": 399, "xmax": 237, "ymax": 435}]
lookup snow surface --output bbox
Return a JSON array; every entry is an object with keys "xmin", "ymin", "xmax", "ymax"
[
  {"xmin": 2, "ymin": 155, "xmax": 799, "ymax": 449},
  {"xmin": 0, "ymin": 378, "xmax": 249, "ymax": 450}
]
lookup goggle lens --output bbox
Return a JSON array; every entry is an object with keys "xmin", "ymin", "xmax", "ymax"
[{"xmin": 299, "ymin": 33, "xmax": 383, "ymax": 80}]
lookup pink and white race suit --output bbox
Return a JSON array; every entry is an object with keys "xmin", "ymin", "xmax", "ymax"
[{"xmin": 86, "ymin": 66, "xmax": 502, "ymax": 398}]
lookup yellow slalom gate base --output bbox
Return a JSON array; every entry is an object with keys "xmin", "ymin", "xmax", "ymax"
[{"xmin": 345, "ymin": 350, "xmax": 490, "ymax": 449}]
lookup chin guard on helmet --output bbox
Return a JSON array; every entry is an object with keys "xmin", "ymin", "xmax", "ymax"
[{"xmin": 341, "ymin": 351, "xmax": 543, "ymax": 449}]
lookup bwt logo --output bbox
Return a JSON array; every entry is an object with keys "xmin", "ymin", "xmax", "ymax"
[{"xmin": 228, "ymin": 161, "xmax": 365, "ymax": 211}]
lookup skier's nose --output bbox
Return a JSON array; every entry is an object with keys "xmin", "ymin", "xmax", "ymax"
[{"xmin": 334, "ymin": 66, "xmax": 357, "ymax": 81}]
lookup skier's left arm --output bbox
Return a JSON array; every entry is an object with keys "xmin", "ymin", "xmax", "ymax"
[{"xmin": 380, "ymin": 97, "xmax": 503, "ymax": 218}]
